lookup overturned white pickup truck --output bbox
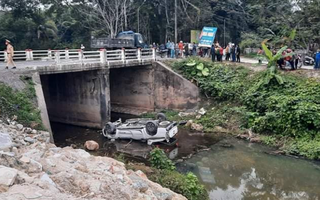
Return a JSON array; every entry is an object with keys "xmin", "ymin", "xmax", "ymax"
[{"xmin": 102, "ymin": 114, "xmax": 178, "ymax": 145}]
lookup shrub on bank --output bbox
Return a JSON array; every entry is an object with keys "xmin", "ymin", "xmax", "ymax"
[
  {"xmin": 148, "ymin": 148, "xmax": 209, "ymax": 200},
  {"xmin": 0, "ymin": 82, "xmax": 43, "ymax": 129},
  {"xmin": 171, "ymin": 58, "xmax": 320, "ymax": 159}
]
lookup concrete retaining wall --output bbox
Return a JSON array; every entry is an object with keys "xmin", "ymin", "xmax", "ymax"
[
  {"xmin": 153, "ymin": 62, "xmax": 200, "ymax": 110},
  {"xmin": 109, "ymin": 62, "xmax": 200, "ymax": 115}
]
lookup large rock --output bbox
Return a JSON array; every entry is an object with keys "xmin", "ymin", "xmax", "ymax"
[
  {"xmin": 84, "ymin": 140, "xmax": 99, "ymax": 151},
  {"xmin": 0, "ymin": 165, "xmax": 18, "ymax": 186},
  {"xmin": 0, "ymin": 132, "xmax": 12, "ymax": 151}
]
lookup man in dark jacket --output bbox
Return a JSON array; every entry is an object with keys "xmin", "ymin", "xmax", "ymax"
[
  {"xmin": 236, "ymin": 45, "xmax": 241, "ymax": 62},
  {"xmin": 211, "ymin": 44, "xmax": 215, "ymax": 62},
  {"xmin": 231, "ymin": 45, "xmax": 236, "ymax": 62}
]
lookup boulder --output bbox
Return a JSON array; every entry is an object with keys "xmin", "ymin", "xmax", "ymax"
[
  {"xmin": 40, "ymin": 173, "xmax": 56, "ymax": 187},
  {"xmin": 19, "ymin": 156, "xmax": 31, "ymax": 164},
  {"xmin": 0, "ymin": 165, "xmax": 18, "ymax": 186},
  {"xmin": 191, "ymin": 123, "xmax": 204, "ymax": 132},
  {"xmin": 0, "ymin": 132, "xmax": 12, "ymax": 151},
  {"xmin": 198, "ymin": 108, "xmax": 207, "ymax": 115},
  {"xmin": 185, "ymin": 120, "xmax": 193, "ymax": 127},
  {"xmin": 24, "ymin": 137, "xmax": 35, "ymax": 144},
  {"xmin": 16, "ymin": 124, "xmax": 23, "ymax": 131},
  {"xmin": 84, "ymin": 140, "xmax": 99, "ymax": 151}
]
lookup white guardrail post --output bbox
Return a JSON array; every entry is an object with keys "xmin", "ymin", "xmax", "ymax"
[
  {"xmin": 78, "ymin": 49, "xmax": 82, "ymax": 61},
  {"xmin": 54, "ymin": 50, "xmax": 60, "ymax": 64},
  {"xmin": 65, "ymin": 48, "xmax": 69, "ymax": 60},
  {"xmin": 26, "ymin": 49, "xmax": 34, "ymax": 61},
  {"xmin": 26, "ymin": 49, "xmax": 30, "ymax": 61},
  {"xmin": 29, "ymin": 49, "xmax": 34, "ymax": 60},
  {"xmin": 137, "ymin": 48, "xmax": 142, "ymax": 63},
  {"xmin": 100, "ymin": 49, "xmax": 106, "ymax": 64},
  {"xmin": 121, "ymin": 48, "xmax": 126, "ymax": 63},
  {"xmin": 48, "ymin": 49, "xmax": 52, "ymax": 60},
  {"xmin": 152, "ymin": 48, "xmax": 156, "ymax": 61}
]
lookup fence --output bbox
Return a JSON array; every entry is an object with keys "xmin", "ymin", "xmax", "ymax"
[{"xmin": 0, "ymin": 48, "xmax": 156, "ymax": 64}]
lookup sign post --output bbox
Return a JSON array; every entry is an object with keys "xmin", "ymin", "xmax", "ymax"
[{"xmin": 198, "ymin": 27, "xmax": 218, "ymax": 47}]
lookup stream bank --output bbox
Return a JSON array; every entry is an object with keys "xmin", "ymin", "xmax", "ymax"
[{"xmin": 0, "ymin": 121, "xmax": 187, "ymax": 200}]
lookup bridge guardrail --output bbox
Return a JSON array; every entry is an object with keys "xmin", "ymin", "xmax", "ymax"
[{"xmin": 0, "ymin": 48, "xmax": 156, "ymax": 64}]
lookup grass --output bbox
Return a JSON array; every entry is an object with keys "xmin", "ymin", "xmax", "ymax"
[{"xmin": 0, "ymin": 77, "xmax": 44, "ymax": 130}]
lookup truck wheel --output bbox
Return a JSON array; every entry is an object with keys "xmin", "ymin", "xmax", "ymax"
[
  {"xmin": 156, "ymin": 113, "xmax": 167, "ymax": 122},
  {"xmin": 103, "ymin": 122, "xmax": 116, "ymax": 136},
  {"xmin": 146, "ymin": 121, "xmax": 158, "ymax": 136}
]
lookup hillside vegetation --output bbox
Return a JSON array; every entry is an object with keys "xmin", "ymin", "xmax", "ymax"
[{"xmin": 169, "ymin": 58, "xmax": 320, "ymax": 160}]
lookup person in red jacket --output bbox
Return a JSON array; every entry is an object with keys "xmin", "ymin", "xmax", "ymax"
[{"xmin": 178, "ymin": 41, "xmax": 184, "ymax": 58}]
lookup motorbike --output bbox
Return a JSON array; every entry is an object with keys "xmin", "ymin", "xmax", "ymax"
[{"xmin": 303, "ymin": 54, "xmax": 315, "ymax": 66}]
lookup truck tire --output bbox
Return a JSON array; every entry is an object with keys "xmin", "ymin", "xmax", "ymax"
[
  {"xmin": 103, "ymin": 122, "xmax": 116, "ymax": 136},
  {"xmin": 156, "ymin": 113, "xmax": 167, "ymax": 122},
  {"xmin": 146, "ymin": 121, "xmax": 158, "ymax": 136}
]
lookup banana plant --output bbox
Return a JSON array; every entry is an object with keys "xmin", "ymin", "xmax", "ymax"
[{"xmin": 259, "ymin": 40, "xmax": 291, "ymax": 86}]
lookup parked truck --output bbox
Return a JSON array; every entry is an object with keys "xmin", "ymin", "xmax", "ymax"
[{"xmin": 91, "ymin": 31, "xmax": 148, "ymax": 49}]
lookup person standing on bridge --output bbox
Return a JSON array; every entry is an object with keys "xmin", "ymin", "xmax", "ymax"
[
  {"xmin": 81, "ymin": 44, "xmax": 86, "ymax": 59},
  {"xmin": 5, "ymin": 39, "xmax": 16, "ymax": 69}
]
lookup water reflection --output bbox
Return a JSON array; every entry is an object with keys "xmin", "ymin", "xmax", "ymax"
[
  {"xmin": 52, "ymin": 122, "xmax": 220, "ymax": 160},
  {"xmin": 177, "ymin": 138, "xmax": 320, "ymax": 200}
]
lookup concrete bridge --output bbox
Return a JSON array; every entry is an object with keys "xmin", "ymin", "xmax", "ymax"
[{"xmin": 0, "ymin": 48, "xmax": 200, "ymax": 138}]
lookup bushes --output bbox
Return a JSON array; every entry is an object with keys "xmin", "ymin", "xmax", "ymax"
[
  {"xmin": 285, "ymin": 135, "xmax": 320, "ymax": 160},
  {"xmin": 149, "ymin": 170, "xmax": 208, "ymax": 200},
  {"xmin": 173, "ymin": 58, "xmax": 250, "ymax": 100},
  {"xmin": 170, "ymin": 58, "xmax": 320, "ymax": 159},
  {"xmin": 148, "ymin": 148, "xmax": 208, "ymax": 200},
  {"xmin": 149, "ymin": 148, "xmax": 176, "ymax": 170},
  {"xmin": 0, "ymin": 82, "xmax": 43, "ymax": 129},
  {"xmin": 244, "ymin": 77, "xmax": 320, "ymax": 138}
]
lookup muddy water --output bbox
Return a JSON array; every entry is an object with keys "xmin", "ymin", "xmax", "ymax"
[
  {"xmin": 177, "ymin": 138, "xmax": 320, "ymax": 200},
  {"xmin": 52, "ymin": 121, "xmax": 221, "ymax": 161},
  {"xmin": 52, "ymin": 117, "xmax": 320, "ymax": 200}
]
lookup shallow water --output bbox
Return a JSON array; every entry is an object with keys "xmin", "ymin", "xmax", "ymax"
[
  {"xmin": 52, "ymin": 121, "xmax": 221, "ymax": 160},
  {"xmin": 177, "ymin": 138, "xmax": 320, "ymax": 200}
]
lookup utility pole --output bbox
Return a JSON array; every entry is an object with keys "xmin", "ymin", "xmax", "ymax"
[
  {"xmin": 137, "ymin": 8, "xmax": 140, "ymax": 33},
  {"xmin": 175, "ymin": 0, "xmax": 177, "ymax": 43},
  {"xmin": 224, "ymin": 18, "xmax": 226, "ymax": 47}
]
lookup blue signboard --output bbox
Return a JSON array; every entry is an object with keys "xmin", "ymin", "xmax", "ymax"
[{"xmin": 199, "ymin": 27, "xmax": 218, "ymax": 47}]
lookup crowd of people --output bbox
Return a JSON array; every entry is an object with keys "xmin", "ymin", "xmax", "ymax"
[{"xmin": 156, "ymin": 41, "xmax": 241, "ymax": 63}]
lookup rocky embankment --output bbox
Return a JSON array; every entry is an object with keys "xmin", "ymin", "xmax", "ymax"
[{"xmin": 0, "ymin": 122, "xmax": 187, "ymax": 200}]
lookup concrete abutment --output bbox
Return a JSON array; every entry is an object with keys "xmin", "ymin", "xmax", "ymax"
[{"xmin": 34, "ymin": 61, "xmax": 199, "ymax": 130}]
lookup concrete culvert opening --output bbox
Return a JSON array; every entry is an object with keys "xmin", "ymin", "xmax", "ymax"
[
  {"xmin": 109, "ymin": 65, "xmax": 155, "ymax": 117},
  {"xmin": 40, "ymin": 69, "xmax": 110, "ymax": 138}
]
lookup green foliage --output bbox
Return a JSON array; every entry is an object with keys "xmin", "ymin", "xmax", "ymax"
[
  {"xmin": 149, "ymin": 170, "xmax": 208, "ymax": 200},
  {"xmin": 170, "ymin": 58, "xmax": 320, "ymax": 159},
  {"xmin": 149, "ymin": 148, "xmax": 176, "ymax": 171},
  {"xmin": 113, "ymin": 153, "xmax": 126, "ymax": 163},
  {"xmin": 285, "ymin": 135, "xmax": 320, "ymax": 160},
  {"xmin": 0, "ymin": 83, "xmax": 43, "ymax": 129},
  {"xmin": 260, "ymin": 135, "xmax": 277, "ymax": 146},
  {"xmin": 173, "ymin": 58, "xmax": 250, "ymax": 100},
  {"xmin": 186, "ymin": 60, "xmax": 210, "ymax": 77},
  {"xmin": 240, "ymin": 32, "xmax": 262, "ymax": 49},
  {"xmin": 244, "ymin": 77, "xmax": 320, "ymax": 139},
  {"xmin": 195, "ymin": 103, "xmax": 246, "ymax": 132}
]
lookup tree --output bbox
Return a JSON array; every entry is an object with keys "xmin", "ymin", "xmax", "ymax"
[{"xmin": 74, "ymin": 0, "xmax": 133, "ymax": 38}]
